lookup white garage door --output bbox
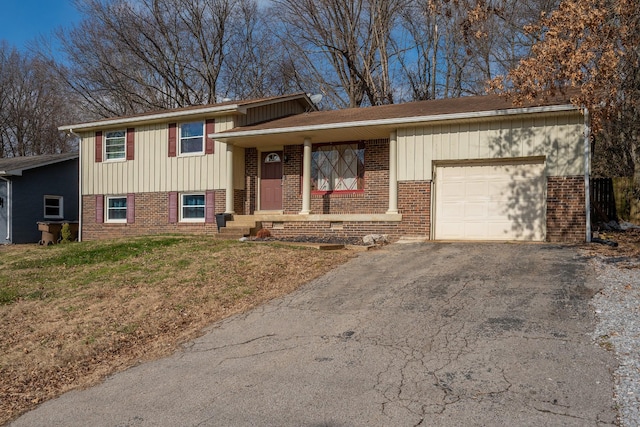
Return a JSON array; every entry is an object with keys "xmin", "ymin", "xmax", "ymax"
[{"xmin": 434, "ymin": 162, "xmax": 546, "ymax": 241}]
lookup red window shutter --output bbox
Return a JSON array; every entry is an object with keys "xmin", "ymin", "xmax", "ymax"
[
  {"xmin": 168, "ymin": 192, "xmax": 178, "ymax": 223},
  {"xmin": 205, "ymin": 119, "xmax": 215, "ymax": 154},
  {"xmin": 205, "ymin": 190, "xmax": 215, "ymax": 223},
  {"xmin": 95, "ymin": 131, "xmax": 103, "ymax": 163},
  {"xmin": 126, "ymin": 193, "xmax": 135, "ymax": 224},
  {"xmin": 126, "ymin": 128, "xmax": 135, "ymax": 160},
  {"xmin": 95, "ymin": 195, "xmax": 104, "ymax": 223},
  {"xmin": 168, "ymin": 123, "xmax": 177, "ymax": 157}
]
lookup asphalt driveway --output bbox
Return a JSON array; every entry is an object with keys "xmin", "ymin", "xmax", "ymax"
[{"xmin": 11, "ymin": 242, "xmax": 616, "ymax": 426}]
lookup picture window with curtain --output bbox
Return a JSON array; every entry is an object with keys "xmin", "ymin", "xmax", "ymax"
[
  {"xmin": 311, "ymin": 142, "xmax": 365, "ymax": 192},
  {"xmin": 43, "ymin": 195, "xmax": 63, "ymax": 219},
  {"xmin": 106, "ymin": 196, "xmax": 127, "ymax": 223},
  {"xmin": 180, "ymin": 193, "xmax": 205, "ymax": 222},
  {"xmin": 179, "ymin": 122, "xmax": 204, "ymax": 155},
  {"xmin": 105, "ymin": 130, "xmax": 126, "ymax": 160}
]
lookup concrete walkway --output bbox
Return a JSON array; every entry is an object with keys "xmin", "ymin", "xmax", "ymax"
[{"xmin": 11, "ymin": 243, "xmax": 617, "ymax": 426}]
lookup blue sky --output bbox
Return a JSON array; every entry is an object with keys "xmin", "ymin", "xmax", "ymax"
[{"xmin": 0, "ymin": 0, "xmax": 82, "ymax": 53}]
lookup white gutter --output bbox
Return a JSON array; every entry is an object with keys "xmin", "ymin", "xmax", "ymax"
[
  {"xmin": 210, "ymin": 104, "xmax": 577, "ymax": 139},
  {"xmin": 0, "ymin": 176, "xmax": 11, "ymax": 242},
  {"xmin": 69, "ymin": 129, "xmax": 83, "ymax": 242},
  {"xmin": 584, "ymin": 108, "xmax": 591, "ymax": 242},
  {"xmin": 59, "ymin": 104, "xmax": 241, "ymax": 132}
]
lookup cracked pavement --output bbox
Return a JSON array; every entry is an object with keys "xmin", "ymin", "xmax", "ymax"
[{"xmin": 11, "ymin": 243, "xmax": 617, "ymax": 426}]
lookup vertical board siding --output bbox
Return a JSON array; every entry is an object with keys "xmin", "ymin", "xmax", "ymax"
[
  {"xmin": 239, "ymin": 100, "xmax": 308, "ymax": 127},
  {"xmin": 82, "ymin": 117, "xmax": 235, "ymax": 195},
  {"xmin": 397, "ymin": 112, "xmax": 584, "ymax": 181}
]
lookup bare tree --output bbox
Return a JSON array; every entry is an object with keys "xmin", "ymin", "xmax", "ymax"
[
  {"xmin": 56, "ymin": 0, "xmax": 270, "ymax": 118},
  {"xmin": 0, "ymin": 43, "xmax": 76, "ymax": 157},
  {"xmin": 398, "ymin": 0, "xmax": 558, "ymax": 99},
  {"xmin": 220, "ymin": 0, "xmax": 306, "ymax": 99},
  {"xmin": 271, "ymin": 0, "xmax": 408, "ymax": 108}
]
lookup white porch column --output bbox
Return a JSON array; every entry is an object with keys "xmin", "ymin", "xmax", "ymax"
[
  {"xmin": 225, "ymin": 143, "xmax": 235, "ymax": 214},
  {"xmin": 300, "ymin": 138, "xmax": 312, "ymax": 214},
  {"xmin": 387, "ymin": 130, "xmax": 398, "ymax": 214}
]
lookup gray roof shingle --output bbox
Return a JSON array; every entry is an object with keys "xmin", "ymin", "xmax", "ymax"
[{"xmin": 0, "ymin": 152, "xmax": 79, "ymax": 176}]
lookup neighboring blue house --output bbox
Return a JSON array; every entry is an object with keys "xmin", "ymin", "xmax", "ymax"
[{"xmin": 0, "ymin": 153, "xmax": 79, "ymax": 244}]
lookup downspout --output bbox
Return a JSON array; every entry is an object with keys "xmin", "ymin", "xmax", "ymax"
[
  {"xmin": 69, "ymin": 129, "xmax": 83, "ymax": 242},
  {"xmin": 0, "ymin": 176, "xmax": 10, "ymax": 242},
  {"xmin": 583, "ymin": 108, "xmax": 591, "ymax": 243}
]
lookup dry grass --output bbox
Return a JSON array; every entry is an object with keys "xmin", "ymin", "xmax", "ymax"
[{"xmin": 0, "ymin": 235, "xmax": 356, "ymax": 425}]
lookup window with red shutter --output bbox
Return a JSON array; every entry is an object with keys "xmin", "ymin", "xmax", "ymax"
[
  {"xmin": 95, "ymin": 195, "xmax": 104, "ymax": 223},
  {"xmin": 205, "ymin": 190, "xmax": 215, "ymax": 223},
  {"xmin": 95, "ymin": 132, "xmax": 103, "ymax": 163},
  {"xmin": 168, "ymin": 123, "xmax": 177, "ymax": 157},
  {"xmin": 205, "ymin": 119, "xmax": 215, "ymax": 154},
  {"xmin": 126, "ymin": 128, "xmax": 135, "ymax": 160},
  {"xmin": 126, "ymin": 194, "xmax": 135, "ymax": 223},
  {"xmin": 168, "ymin": 192, "xmax": 178, "ymax": 223}
]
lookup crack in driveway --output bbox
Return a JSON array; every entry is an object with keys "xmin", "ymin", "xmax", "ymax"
[{"xmin": 11, "ymin": 243, "xmax": 618, "ymax": 427}]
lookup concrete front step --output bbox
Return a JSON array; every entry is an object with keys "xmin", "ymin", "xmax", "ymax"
[
  {"xmin": 218, "ymin": 227, "xmax": 252, "ymax": 235},
  {"xmin": 215, "ymin": 217, "xmax": 263, "ymax": 239}
]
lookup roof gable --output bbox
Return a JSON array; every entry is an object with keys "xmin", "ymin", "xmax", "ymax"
[{"xmin": 0, "ymin": 152, "xmax": 79, "ymax": 177}]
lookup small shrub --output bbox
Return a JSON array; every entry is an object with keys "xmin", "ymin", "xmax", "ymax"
[
  {"xmin": 60, "ymin": 223, "xmax": 73, "ymax": 244},
  {"xmin": 256, "ymin": 228, "xmax": 271, "ymax": 238}
]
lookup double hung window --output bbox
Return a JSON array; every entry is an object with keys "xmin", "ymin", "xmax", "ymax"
[
  {"xmin": 106, "ymin": 196, "xmax": 127, "ymax": 223},
  {"xmin": 105, "ymin": 130, "xmax": 126, "ymax": 160},
  {"xmin": 180, "ymin": 193, "xmax": 205, "ymax": 222},
  {"xmin": 311, "ymin": 143, "xmax": 365, "ymax": 192},
  {"xmin": 179, "ymin": 122, "xmax": 204, "ymax": 155}
]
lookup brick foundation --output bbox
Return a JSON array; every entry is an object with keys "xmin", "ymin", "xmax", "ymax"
[
  {"xmin": 546, "ymin": 176, "xmax": 587, "ymax": 242},
  {"xmin": 82, "ymin": 191, "xmax": 223, "ymax": 241}
]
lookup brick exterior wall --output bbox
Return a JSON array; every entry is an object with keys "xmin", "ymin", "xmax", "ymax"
[
  {"xmin": 546, "ymin": 176, "xmax": 587, "ymax": 242},
  {"xmin": 397, "ymin": 181, "xmax": 431, "ymax": 237},
  {"xmin": 82, "ymin": 191, "xmax": 223, "ymax": 241}
]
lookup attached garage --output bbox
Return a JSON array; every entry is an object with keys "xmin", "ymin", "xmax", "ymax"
[{"xmin": 434, "ymin": 159, "xmax": 546, "ymax": 241}]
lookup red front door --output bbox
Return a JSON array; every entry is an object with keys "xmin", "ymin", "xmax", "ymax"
[{"xmin": 260, "ymin": 152, "xmax": 283, "ymax": 210}]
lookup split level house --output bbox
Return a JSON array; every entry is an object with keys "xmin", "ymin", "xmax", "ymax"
[{"xmin": 59, "ymin": 92, "xmax": 590, "ymax": 243}]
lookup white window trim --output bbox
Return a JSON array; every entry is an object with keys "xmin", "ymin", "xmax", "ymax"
[
  {"xmin": 105, "ymin": 195, "xmax": 127, "ymax": 223},
  {"xmin": 178, "ymin": 121, "xmax": 205, "ymax": 157},
  {"xmin": 43, "ymin": 195, "xmax": 63, "ymax": 219},
  {"xmin": 179, "ymin": 192, "xmax": 206, "ymax": 222},
  {"xmin": 104, "ymin": 129, "xmax": 127, "ymax": 162}
]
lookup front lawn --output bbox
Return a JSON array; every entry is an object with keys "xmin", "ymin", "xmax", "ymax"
[{"xmin": 0, "ymin": 236, "xmax": 354, "ymax": 425}]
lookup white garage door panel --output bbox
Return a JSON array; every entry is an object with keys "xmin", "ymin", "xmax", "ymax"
[{"xmin": 435, "ymin": 163, "xmax": 546, "ymax": 241}]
